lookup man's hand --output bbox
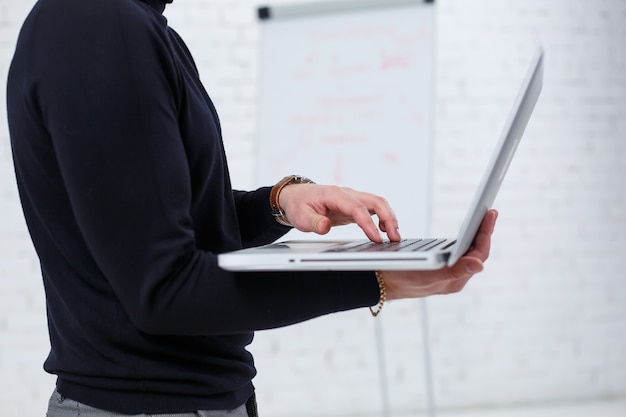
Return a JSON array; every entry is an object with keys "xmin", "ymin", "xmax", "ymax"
[
  {"xmin": 278, "ymin": 183, "xmax": 402, "ymax": 242},
  {"xmin": 382, "ymin": 209, "xmax": 498, "ymax": 300}
]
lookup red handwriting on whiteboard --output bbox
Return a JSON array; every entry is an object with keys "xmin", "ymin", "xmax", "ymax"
[
  {"xmin": 380, "ymin": 50, "xmax": 410, "ymax": 71},
  {"xmin": 322, "ymin": 134, "xmax": 366, "ymax": 144}
]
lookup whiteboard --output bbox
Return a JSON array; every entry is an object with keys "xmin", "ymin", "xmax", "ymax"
[{"xmin": 256, "ymin": 0, "xmax": 435, "ymax": 239}]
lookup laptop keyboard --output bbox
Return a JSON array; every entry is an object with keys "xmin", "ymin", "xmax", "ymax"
[{"xmin": 324, "ymin": 238, "xmax": 454, "ymax": 253}]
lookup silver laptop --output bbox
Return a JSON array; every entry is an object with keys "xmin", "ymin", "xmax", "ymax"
[{"xmin": 219, "ymin": 47, "xmax": 544, "ymax": 271}]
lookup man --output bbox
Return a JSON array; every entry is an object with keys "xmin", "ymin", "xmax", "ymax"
[{"xmin": 6, "ymin": 0, "xmax": 496, "ymax": 416}]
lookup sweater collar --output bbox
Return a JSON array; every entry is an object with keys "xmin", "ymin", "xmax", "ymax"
[{"xmin": 138, "ymin": 0, "xmax": 172, "ymax": 14}]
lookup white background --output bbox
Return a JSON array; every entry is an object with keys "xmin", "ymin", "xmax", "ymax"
[{"xmin": 0, "ymin": 0, "xmax": 624, "ymax": 416}]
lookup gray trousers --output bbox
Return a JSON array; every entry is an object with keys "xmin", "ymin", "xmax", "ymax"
[{"xmin": 46, "ymin": 390, "xmax": 256, "ymax": 417}]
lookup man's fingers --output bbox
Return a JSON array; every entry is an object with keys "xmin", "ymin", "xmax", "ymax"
[
  {"xmin": 283, "ymin": 184, "xmax": 402, "ymax": 242},
  {"xmin": 459, "ymin": 258, "xmax": 484, "ymax": 275},
  {"xmin": 316, "ymin": 187, "xmax": 389, "ymax": 242},
  {"xmin": 464, "ymin": 210, "xmax": 498, "ymax": 261},
  {"xmin": 342, "ymin": 189, "xmax": 400, "ymax": 241}
]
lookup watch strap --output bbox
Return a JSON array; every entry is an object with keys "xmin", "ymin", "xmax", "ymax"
[{"xmin": 269, "ymin": 175, "xmax": 315, "ymax": 227}]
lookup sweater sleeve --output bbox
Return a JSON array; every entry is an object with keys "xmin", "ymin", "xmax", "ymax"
[
  {"xmin": 20, "ymin": 1, "xmax": 378, "ymax": 336},
  {"xmin": 233, "ymin": 188, "xmax": 292, "ymax": 248}
]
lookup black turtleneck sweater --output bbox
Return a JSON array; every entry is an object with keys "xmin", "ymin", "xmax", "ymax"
[{"xmin": 7, "ymin": 0, "xmax": 379, "ymax": 413}]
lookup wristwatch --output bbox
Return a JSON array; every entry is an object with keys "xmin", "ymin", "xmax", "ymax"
[{"xmin": 269, "ymin": 175, "xmax": 315, "ymax": 227}]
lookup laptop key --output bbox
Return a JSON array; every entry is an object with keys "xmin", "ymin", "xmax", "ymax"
[
  {"xmin": 326, "ymin": 239, "xmax": 435, "ymax": 253},
  {"xmin": 417, "ymin": 238, "xmax": 449, "ymax": 251}
]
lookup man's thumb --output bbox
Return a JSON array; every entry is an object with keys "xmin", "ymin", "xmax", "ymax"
[{"xmin": 312, "ymin": 216, "xmax": 331, "ymax": 235}]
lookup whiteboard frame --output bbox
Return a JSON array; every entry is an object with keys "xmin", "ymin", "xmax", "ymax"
[{"xmin": 258, "ymin": 0, "xmax": 433, "ymax": 21}]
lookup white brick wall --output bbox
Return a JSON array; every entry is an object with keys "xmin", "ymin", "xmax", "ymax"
[
  {"xmin": 1, "ymin": 0, "xmax": 625, "ymax": 416},
  {"xmin": 428, "ymin": 0, "xmax": 626, "ymax": 412}
]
